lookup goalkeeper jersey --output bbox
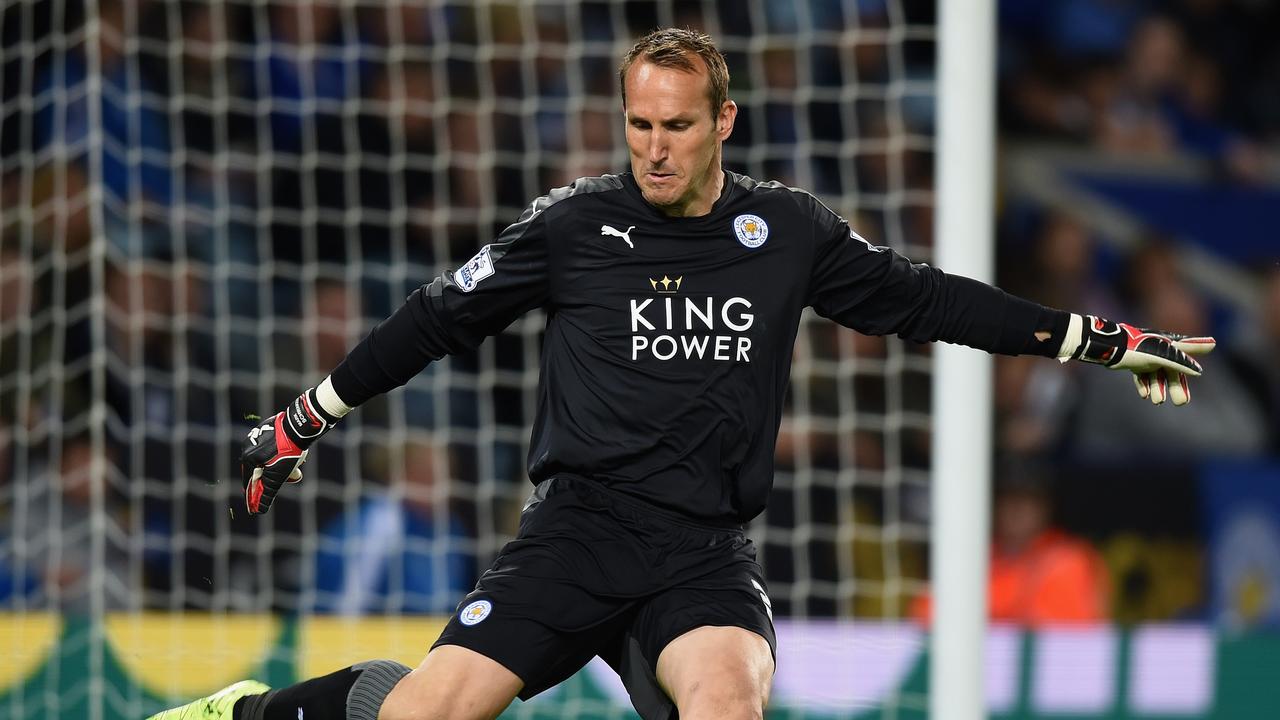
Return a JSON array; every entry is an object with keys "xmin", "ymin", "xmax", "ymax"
[{"xmin": 331, "ymin": 171, "xmax": 1067, "ymax": 526}]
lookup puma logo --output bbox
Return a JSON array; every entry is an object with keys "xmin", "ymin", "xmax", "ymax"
[{"xmin": 600, "ymin": 224, "xmax": 635, "ymax": 249}]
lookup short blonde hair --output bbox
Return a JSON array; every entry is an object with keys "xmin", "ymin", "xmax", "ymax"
[{"xmin": 619, "ymin": 28, "xmax": 730, "ymax": 118}]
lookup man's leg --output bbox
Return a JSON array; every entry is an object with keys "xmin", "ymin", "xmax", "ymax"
[
  {"xmin": 609, "ymin": 549, "xmax": 776, "ymax": 720},
  {"xmin": 655, "ymin": 626, "xmax": 774, "ymax": 720},
  {"xmin": 245, "ymin": 645, "xmax": 523, "ymax": 720},
  {"xmin": 377, "ymin": 645, "xmax": 522, "ymax": 720},
  {"xmin": 249, "ymin": 645, "xmax": 519, "ymax": 717},
  {"xmin": 147, "ymin": 646, "xmax": 522, "ymax": 720},
  {"xmin": 233, "ymin": 659, "xmax": 414, "ymax": 720}
]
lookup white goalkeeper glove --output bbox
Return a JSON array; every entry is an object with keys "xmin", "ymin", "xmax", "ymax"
[{"xmin": 1059, "ymin": 313, "xmax": 1216, "ymax": 406}]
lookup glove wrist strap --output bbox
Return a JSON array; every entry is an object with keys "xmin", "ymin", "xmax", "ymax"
[
  {"xmin": 282, "ymin": 386, "xmax": 341, "ymax": 448},
  {"xmin": 1059, "ymin": 313, "xmax": 1132, "ymax": 367}
]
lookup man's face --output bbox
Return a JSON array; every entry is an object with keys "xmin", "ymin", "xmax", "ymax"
[{"xmin": 624, "ymin": 60, "xmax": 736, "ymax": 216}]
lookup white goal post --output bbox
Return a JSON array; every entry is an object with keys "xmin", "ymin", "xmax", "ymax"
[{"xmin": 932, "ymin": 1, "xmax": 996, "ymax": 719}]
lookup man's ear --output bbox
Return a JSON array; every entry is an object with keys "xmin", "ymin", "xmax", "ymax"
[{"xmin": 717, "ymin": 100, "xmax": 738, "ymax": 141}]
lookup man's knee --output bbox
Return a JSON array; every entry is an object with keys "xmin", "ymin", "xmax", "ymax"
[
  {"xmin": 677, "ymin": 678, "xmax": 768, "ymax": 720},
  {"xmin": 377, "ymin": 645, "xmax": 523, "ymax": 720}
]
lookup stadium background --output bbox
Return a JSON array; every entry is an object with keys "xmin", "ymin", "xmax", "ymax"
[{"xmin": 1, "ymin": 1, "xmax": 1278, "ymax": 718}]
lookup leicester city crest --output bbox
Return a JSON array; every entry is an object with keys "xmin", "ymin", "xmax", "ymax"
[
  {"xmin": 459, "ymin": 599, "xmax": 493, "ymax": 626},
  {"xmin": 733, "ymin": 214, "xmax": 768, "ymax": 249}
]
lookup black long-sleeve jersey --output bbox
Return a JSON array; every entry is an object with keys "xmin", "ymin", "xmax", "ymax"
[{"xmin": 331, "ymin": 170, "xmax": 1068, "ymax": 526}]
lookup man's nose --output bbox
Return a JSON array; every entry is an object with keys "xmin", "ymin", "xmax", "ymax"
[{"xmin": 647, "ymin": 130, "xmax": 668, "ymax": 165}]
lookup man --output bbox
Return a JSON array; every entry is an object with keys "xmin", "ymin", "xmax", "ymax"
[{"xmin": 152, "ymin": 28, "xmax": 1213, "ymax": 720}]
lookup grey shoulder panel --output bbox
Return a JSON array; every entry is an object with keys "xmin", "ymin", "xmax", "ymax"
[
  {"xmin": 535, "ymin": 173, "xmax": 626, "ymax": 219},
  {"xmin": 728, "ymin": 170, "xmax": 824, "ymax": 218},
  {"xmin": 473, "ymin": 173, "xmax": 625, "ymax": 266}
]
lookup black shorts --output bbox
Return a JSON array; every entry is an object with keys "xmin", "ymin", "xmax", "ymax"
[{"xmin": 433, "ymin": 476, "xmax": 776, "ymax": 720}]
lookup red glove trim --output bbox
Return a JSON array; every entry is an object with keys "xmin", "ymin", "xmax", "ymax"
[
  {"xmin": 245, "ymin": 475, "xmax": 264, "ymax": 514},
  {"xmin": 269, "ymin": 412, "xmax": 303, "ymax": 463}
]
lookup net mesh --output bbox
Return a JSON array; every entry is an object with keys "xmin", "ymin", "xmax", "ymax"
[{"xmin": 0, "ymin": 2, "xmax": 936, "ymax": 717}]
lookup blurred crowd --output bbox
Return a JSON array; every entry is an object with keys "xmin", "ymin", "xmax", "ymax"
[
  {"xmin": 1, "ymin": 0, "xmax": 1277, "ymax": 626},
  {"xmin": 989, "ymin": 0, "xmax": 1280, "ymax": 626},
  {"xmin": 1000, "ymin": 0, "xmax": 1279, "ymax": 176}
]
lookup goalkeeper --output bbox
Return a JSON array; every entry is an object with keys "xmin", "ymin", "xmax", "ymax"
[{"xmin": 153, "ymin": 27, "xmax": 1214, "ymax": 720}]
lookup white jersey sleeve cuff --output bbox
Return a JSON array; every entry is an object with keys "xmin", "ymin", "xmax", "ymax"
[{"xmin": 1057, "ymin": 313, "xmax": 1083, "ymax": 362}]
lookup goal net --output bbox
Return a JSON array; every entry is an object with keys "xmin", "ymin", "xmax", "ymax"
[{"xmin": 0, "ymin": 2, "xmax": 936, "ymax": 718}]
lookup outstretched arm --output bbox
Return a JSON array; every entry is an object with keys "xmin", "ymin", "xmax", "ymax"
[
  {"xmin": 802, "ymin": 195, "xmax": 1215, "ymax": 407},
  {"xmin": 239, "ymin": 191, "xmax": 555, "ymax": 515}
]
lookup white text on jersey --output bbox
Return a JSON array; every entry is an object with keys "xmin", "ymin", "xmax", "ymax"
[{"xmin": 629, "ymin": 296, "xmax": 754, "ymax": 362}]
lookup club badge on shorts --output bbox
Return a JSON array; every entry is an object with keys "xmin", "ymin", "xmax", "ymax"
[
  {"xmin": 733, "ymin": 214, "xmax": 768, "ymax": 249},
  {"xmin": 459, "ymin": 599, "xmax": 493, "ymax": 626}
]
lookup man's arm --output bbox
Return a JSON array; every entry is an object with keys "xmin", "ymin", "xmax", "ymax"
[
  {"xmin": 239, "ymin": 194, "xmax": 553, "ymax": 515},
  {"xmin": 330, "ymin": 202, "xmax": 553, "ymax": 408},
  {"xmin": 802, "ymin": 195, "xmax": 1213, "ymax": 404}
]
